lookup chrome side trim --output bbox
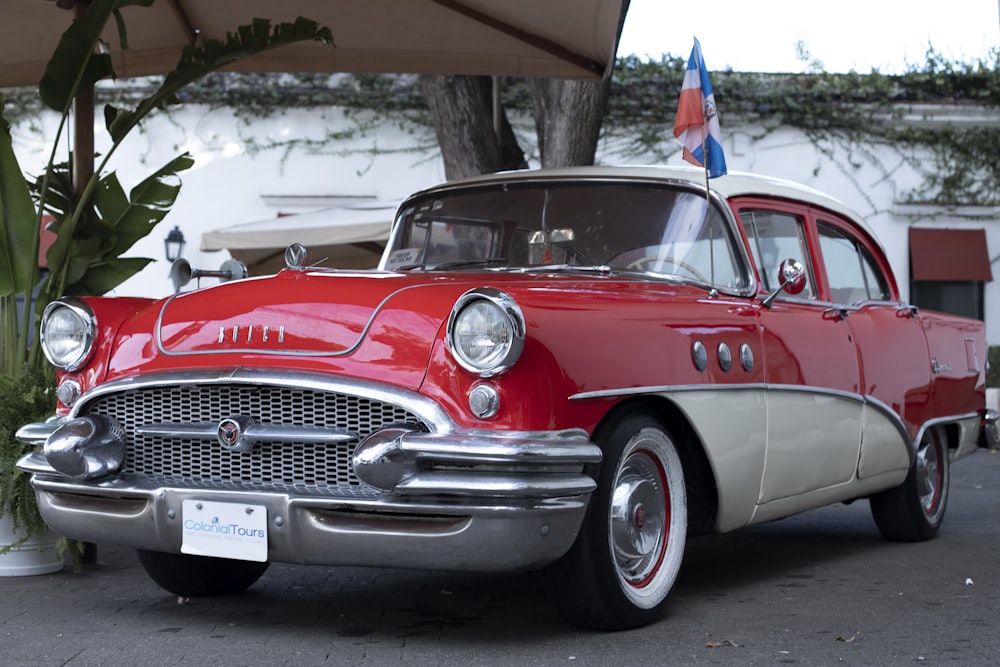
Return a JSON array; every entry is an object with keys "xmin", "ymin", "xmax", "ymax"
[
  {"xmin": 915, "ymin": 412, "xmax": 982, "ymax": 461},
  {"xmin": 393, "ymin": 471, "xmax": 596, "ymax": 497},
  {"xmin": 135, "ymin": 422, "xmax": 357, "ymax": 444},
  {"xmin": 570, "ymin": 382, "xmax": 915, "ymax": 456},
  {"xmin": 398, "ymin": 429, "xmax": 600, "ymax": 465}
]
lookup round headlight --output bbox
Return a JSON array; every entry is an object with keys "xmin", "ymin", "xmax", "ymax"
[
  {"xmin": 41, "ymin": 299, "xmax": 96, "ymax": 371},
  {"xmin": 447, "ymin": 288, "xmax": 525, "ymax": 376}
]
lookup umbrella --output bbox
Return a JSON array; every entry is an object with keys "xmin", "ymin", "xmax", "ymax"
[{"xmin": 1, "ymin": 0, "xmax": 629, "ymax": 87}]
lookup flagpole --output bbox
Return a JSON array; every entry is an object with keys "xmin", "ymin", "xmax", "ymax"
[{"xmin": 701, "ymin": 123, "xmax": 715, "ymax": 289}]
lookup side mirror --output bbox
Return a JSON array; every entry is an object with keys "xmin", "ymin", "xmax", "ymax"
[{"xmin": 762, "ymin": 258, "xmax": 806, "ymax": 307}]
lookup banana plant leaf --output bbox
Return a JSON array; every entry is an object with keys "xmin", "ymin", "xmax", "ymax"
[
  {"xmin": 0, "ymin": 113, "xmax": 39, "ymax": 298},
  {"xmin": 44, "ymin": 153, "xmax": 193, "ymax": 296}
]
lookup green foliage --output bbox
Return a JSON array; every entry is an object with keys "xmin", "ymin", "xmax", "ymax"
[
  {"xmin": 106, "ymin": 17, "xmax": 333, "ymax": 143},
  {"xmin": 0, "ymin": 366, "xmax": 53, "ymax": 551},
  {"xmin": 39, "ymin": 0, "xmax": 154, "ymax": 113},
  {"xmin": 0, "ymin": 1, "xmax": 334, "ymax": 559},
  {"xmin": 36, "ymin": 153, "xmax": 194, "ymax": 297},
  {"xmin": 16, "ymin": 44, "xmax": 989, "ymax": 207}
]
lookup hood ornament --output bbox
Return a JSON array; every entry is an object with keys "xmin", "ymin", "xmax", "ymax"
[{"xmin": 285, "ymin": 243, "xmax": 308, "ymax": 270}]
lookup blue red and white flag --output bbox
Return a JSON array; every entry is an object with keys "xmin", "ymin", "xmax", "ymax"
[{"xmin": 673, "ymin": 37, "xmax": 727, "ymax": 178}]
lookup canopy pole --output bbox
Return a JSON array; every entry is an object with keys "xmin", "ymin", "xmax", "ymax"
[{"xmin": 72, "ymin": 0, "xmax": 94, "ymax": 198}]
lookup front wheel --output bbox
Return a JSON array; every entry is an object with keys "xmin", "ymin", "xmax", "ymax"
[
  {"xmin": 137, "ymin": 550, "xmax": 270, "ymax": 597},
  {"xmin": 870, "ymin": 427, "xmax": 949, "ymax": 542},
  {"xmin": 546, "ymin": 409, "xmax": 688, "ymax": 630}
]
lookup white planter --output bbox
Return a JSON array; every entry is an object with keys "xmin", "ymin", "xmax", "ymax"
[
  {"xmin": 988, "ymin": 388, "xmax": 1000, "ymax": 413},
  {"xmin": 0, "ymin": 514, "xmax": 63, "ymax": 576}
]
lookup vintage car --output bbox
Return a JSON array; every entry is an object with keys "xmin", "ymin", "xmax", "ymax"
[{"xmin": 17, "ymin": 166, "xmax": 998, "ymax": 630}]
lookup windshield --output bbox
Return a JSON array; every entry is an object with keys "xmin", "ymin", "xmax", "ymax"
[{"xmin": 383, "ymin": 180, "xmax": 751, "ymax": 291}]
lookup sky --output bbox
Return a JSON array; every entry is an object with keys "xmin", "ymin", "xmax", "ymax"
[{"xmin": 617, "ymin": 0, "xmax": 1000, "ymax": 73}]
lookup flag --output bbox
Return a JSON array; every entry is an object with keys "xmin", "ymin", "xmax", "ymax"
[{"xmin": 673, "ymin": 37, "xmax": 727, "ymax": 178}]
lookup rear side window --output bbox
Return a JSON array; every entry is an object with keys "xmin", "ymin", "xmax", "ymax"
[{"xmin": 817, "ymin": 222, "xmax": 889, "ymax": 303}]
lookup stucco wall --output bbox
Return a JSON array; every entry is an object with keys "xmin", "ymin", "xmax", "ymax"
[{"xmin": 13, "ymin": 103, "xmax": 999, "ymax": 343}]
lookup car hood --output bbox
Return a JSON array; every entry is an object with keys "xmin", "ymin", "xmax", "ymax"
[
  {"xmin": 103, "ymin": 268, "xmax": 697, "ymax": 390},
  {"xmin": 154, "ymin": 270, "xmax": 468, "ymax": 355}
]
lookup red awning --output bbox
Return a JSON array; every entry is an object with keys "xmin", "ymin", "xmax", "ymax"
[{"xmin": 909, "ymin": 228, "xmax": 993, "ymax": 282}]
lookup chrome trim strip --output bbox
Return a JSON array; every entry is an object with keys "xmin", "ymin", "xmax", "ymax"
[
  {"xmin": 135, "ymin": 422, "xmax": 357, "ymax": 444},
  {"xmin": 154, "ymin": 283, "xmax": 436, "ymax": 358},
  {"xmin": 399, "ymin": 429, "xmax": 600, "ymax": 465},
  {"xmin": 914, "ymin": 412, "xmax": 981, "ymax": 450},
  {"xmin": 394, "ymin": 471, "xmax": 596, "ymax": 496},
  {"xmin": 570, "ymin": 382, "xmax": 915, "ymax": 455}
]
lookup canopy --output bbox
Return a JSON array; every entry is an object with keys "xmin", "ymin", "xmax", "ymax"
[
  {"xmin": 200, "ymin": 201, "xmax": 397, "ymax": 275},
  {"xmin": 0, "ymin": 0, "xmax": 629, "ymax": 87}
]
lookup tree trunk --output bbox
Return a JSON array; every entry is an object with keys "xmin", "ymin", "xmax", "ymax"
[
  {"xmin": 530, "ymin": 78, "xmax": 611, "ymax": 168},
  {"xmin": 419, "ymin": 74, "xmax": 526, "ymax": 180}
]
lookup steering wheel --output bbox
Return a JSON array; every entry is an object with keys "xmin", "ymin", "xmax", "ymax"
[{"xmin": 625, "ymin": 255, "xmax": 708, "ymax": 282}]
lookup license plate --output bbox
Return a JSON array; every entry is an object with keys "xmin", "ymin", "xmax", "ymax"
[{"xmin": 181, "ymin": 500, "xmax": 268, "ymax": 562}]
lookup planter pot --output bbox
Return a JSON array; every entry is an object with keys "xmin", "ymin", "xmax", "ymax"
[
  {"xmin": 987, "ymin": 388, "xmax": 1000, "ymax": 413},
  {"xmin": 0, "ymin": 514, "xmax": 63, "ymax": 576}
]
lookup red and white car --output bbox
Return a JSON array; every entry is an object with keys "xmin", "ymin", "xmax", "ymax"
[{"xmin": 18, "ymin": 166, "xmax": 998, "ymax": 630}]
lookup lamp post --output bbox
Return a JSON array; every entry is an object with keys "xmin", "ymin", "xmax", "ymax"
[{"xmin": 164, "ymin": 225, "xmax": 186, "ymax": 262}]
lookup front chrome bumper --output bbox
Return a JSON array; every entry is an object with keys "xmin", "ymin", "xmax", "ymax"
[{"xmin": 16, "ymin": 421, "xmax": 602, "ymax": 573}]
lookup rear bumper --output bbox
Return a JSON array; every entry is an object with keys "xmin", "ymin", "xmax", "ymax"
[{"xmin": 981, "ymin": 409, "xmax": 1000, "ymax": 450}]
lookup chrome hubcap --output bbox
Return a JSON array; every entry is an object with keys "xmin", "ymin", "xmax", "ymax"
[
  {"xmin": 916, "ymin": 435, "xmax": 942, "ymax": 515},
  {"xmin": 611, "ymin": 448, "xmax": 669, "ymax": 587}
]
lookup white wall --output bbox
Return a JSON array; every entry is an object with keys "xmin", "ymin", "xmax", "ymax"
[{"xmin": 13, "ymin": 102, "xmax": 1000, "ymax": 343}]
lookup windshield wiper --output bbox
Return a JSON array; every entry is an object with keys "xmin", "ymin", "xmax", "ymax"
[
  {"xmin": 422, "ymin": 257, "xmax": 508, "ymax": 270},
  {"xmin": 521, "ymin": 264, "xmax": 612, "ymax": 275}
]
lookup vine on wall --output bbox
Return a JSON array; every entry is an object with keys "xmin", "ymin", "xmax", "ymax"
[{"xmin": 3, "ymin": 47, "xmax": 999, "ymax": 205}]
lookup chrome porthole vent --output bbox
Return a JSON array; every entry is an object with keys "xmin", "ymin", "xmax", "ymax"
[
  {"xmin": 717, "ymin": 343, "xmax": 732, "ymax": 372},
  {"xmin": 739, "ymin": 343, "xmax": 754, "ymax": 372},
  {"xmin": 691, "ymin": 341, "xmax": 707, "ymax": 372}
]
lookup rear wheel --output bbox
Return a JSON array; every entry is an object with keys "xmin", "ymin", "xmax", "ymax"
[
  {"xmin": 137, "ymin": 550, "xmax": 269, "ymax": 597},
  {"xmin": 870, "ymin": 427, "xmax": 949, "ymax": 542},
  {"xmin": 547, "ymin": 408, "xmax": 687, "ymax": 630}
]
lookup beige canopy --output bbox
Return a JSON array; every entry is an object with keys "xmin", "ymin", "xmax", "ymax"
[
  {"xmin": 1, "ymin": 0, "xmax": 629, "ymax": 87},
  {"xmin": 200, "ymin": 201, "xmax": 397, "ymax": 275}
]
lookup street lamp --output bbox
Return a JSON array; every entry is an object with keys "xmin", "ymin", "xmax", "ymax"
[{"xmin": 164, "ymin": 225, "xmax": 185, "ymax": 262}]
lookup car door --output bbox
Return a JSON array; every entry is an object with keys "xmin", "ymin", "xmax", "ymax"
[
  {"xmin": 736, "ymin": 200, "xmax": 864, "ymax": 509},
  {"xmin": 814, "ymin": 217, "xmax": 927, "ymax": 479}
]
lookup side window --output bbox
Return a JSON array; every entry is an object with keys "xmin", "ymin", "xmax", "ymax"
[
  {"xmin": 817, "ymin": 222, "xmax": 889, "ymax": 303},
  {"xmin": 740, "ymin": 209, "xmax": 815, "ymax": 299}
]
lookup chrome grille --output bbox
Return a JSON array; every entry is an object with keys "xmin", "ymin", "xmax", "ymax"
[{"xmin": 80, "ymin": 384, "xmax": 425, "ymax": 491}]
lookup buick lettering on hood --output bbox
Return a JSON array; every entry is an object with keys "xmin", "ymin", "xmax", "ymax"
[{"xmin": 17, "ymin": 167, "xmax": 998, "ymax": 630}]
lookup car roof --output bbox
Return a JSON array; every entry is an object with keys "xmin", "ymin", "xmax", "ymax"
[{"xmin": 412, "ymin": 165, "xmax": 878, "ymax": 243}]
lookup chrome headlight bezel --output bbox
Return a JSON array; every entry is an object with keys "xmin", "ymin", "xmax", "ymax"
[
  {"xmin": 40, "ymin": 298, "xmax": 96, "ymax": 371},
  {"xmin": 446, "ymin": 288, "xmax": 525, "ymax": 377}
]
